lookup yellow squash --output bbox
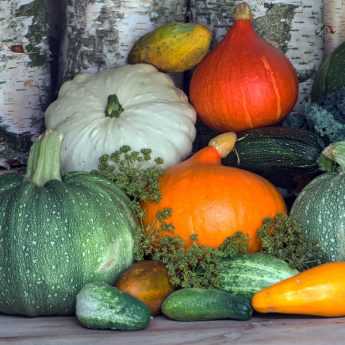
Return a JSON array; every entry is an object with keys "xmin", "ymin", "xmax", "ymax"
[
  {"xmin": 252, "ymin": 262, "xmax": 345, "ymax": 317},
  {"xmin": 128, "ymin": 22, "xmax": 212, "ymax": 72}
]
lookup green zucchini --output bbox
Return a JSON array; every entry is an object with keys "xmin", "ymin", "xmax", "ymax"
[
  {"xmin": 76, "ymin": 282, "xmax": 151, "ymax": 331},
  {"xmin": 218, "ymin": 253, "xmax": 299, "ymax": 298},
  {"xmin": 224, "ymin": 127, "xmax": 324, "ymax": 188},
  {"xmin": 161, "ymin": 288, "xmax": 252, "ymax": 321}
]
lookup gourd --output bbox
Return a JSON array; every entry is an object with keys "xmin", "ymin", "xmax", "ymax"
[
  {"xmin": 116, "ymin": 261, "xmax": 174, "ymax": 315},
  {"xmin": 218, "ymin": 253, "xmax": 298, "ymax": 298},
  {"xmin": 224, "ymin": 127, "xmax": 324, "ymax": 188},
  {"xmin": 189, "ymin": 2, "xmax": 298, "ymax": 132},
  {"xmin": 312, "ymin": 42, "xmax": 345, "ymax": 101},
  {"xmin": 45, "ymin": 64, "xmax": 196, "ymax": 173},
  {"xmin": 162, "ymin": 288, "xmax": 252, "ymax": 321},
  {"xmin": 252, "ymin": 262, "xmax": 345, "ymax": 317},
  {"xmin": 76, "ymin": 282, "xmax": 151, "ymax": 331},
  {"xmin": 128, "ymin": 23, "xmax": 212, "ymax": 73},
  {"xmin": 290, "ymin": 142, "xmax": 345, "ymax": 262},
  {"xmin": 0, "ymin": 131, "xmax": 136, "ymax": 316},
  {"xmin": 190, "ymin": 0, "xmax": 323, "ymax": 112},
  {"xmin": 143, "ymin": 132, "xmax": 286, "ymax": 252}
]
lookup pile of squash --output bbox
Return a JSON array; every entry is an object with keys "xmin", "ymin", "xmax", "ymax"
[{"xmin": 2, "ymin": 1, "xmax": 345, "ymax": 331}]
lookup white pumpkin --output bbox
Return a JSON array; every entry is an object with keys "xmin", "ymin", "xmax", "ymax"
[{"xmin": 45, "ymin": 64, "xmax": 196, "ymax": 172}]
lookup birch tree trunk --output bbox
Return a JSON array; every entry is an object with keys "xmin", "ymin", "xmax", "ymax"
[
  {"xmin": 324, "ymin": 0, "xmax": 345, "ymax": 56},
  {"xmin": 0, "ymin": 0, "xmax": 50, "ymax": 164},
  {"xmin": 190, "ymin": 0, "xmax": 324, "ymax": 110},
  {"xmin": 61, "ymin": 0, "xmax": 187, "ymax": 85}
]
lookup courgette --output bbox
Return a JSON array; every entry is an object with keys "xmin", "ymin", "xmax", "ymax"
[
  {"xmin": 224, "ymin": 127, "xmax": 324, "ymax": 188},
  {"xmin": 161, "ymin": 288, "xmax": 252, "ymax": 321}
]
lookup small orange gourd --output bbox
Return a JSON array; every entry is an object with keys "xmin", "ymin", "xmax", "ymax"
[
  {"xmin": 252, "ymin": 262, "xmax": 345, "ymax": 317},
  {"xmin": 190, "ymin": 2, "xmax": 298, "ymax": 132},
  {"xmin": 116, "ymin": 261, "xmax": 174, "ymax": 315},
  {"xmin": 143, "ymin": 132, "xmax": 286, "ymax": 252}
]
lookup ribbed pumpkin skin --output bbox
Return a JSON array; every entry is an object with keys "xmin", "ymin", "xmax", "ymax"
[
  {"xmin": 0, "ymin": 172, "xmax": 136, "ymax": 316},
  {"xmin": 190, "ymin": 19, "xmax": 298, "ymax": 132},
  {"xmin": 290, "ymin": 172, "xmax": 345, "ymax": 262},
  {"xmin": 143, "ymin": 146, "xmax": 286, "ymax": 252}
]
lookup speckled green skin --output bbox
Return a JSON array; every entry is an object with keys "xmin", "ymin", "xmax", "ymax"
[
  {"xmin": 162, "ymin": 288, "xmax": 252, "ymax": 321},
  {"xmin": 312, "ymin": 42, "xmax": 345, "ymax": 101},
  {"xmin": 0, "ymin": 172, "xmax": 136, "ymax": 316},
  {"xmin": 218, "ymin": 254, "xmax": 298, "ymax": 298},
  {"xmin": 76, "ymin": 282, "xmax": 151, "ymax": 331},
  {"xmin": 290, "ymin": 172, "xmax": 345, "ymax": 262}
]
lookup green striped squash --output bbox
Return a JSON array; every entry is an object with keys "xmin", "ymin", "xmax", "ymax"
[
  {"xmin": 0, "ymin": 131, "xmax": 137, "ymax": 316},
  {"xmin": 290, "ymin": 142, "xmax": 345, "ymax": 262},
  {"xmin": 218, "ymin": 253, "xmax": 298, "ymax": 297}
]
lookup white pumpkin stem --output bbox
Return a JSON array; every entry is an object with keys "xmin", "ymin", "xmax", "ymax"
[
  {"xmin": 208, "ymin": 132, "xmax": 237, "ymax": 158},
  {"xmin": 105, "ymin": 94, "xmax": 124, "ymax": 118},
  {"xmin": 26, "ymin": 130, "xmax": 63, "ymax": 187}
]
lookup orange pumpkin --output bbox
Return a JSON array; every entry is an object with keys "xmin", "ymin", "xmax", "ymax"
[
  {"xmin": 116, "ymin": 261, "xmax": 174, "ymax": 315},
  {"xmin": 143, "ymin": 132, "xmax": 286, "ymax": 252},
  {"xmin": 190, "ymin": 2, "xmax": 299, "ymax": 132},
  {"xmin": 252, "ymin": 262, "xmax": 345, "ymax": 317}
]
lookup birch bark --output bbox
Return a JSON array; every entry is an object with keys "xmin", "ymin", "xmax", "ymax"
[
  {"xmin": 61, "ymin": 0, "xmax": 187, "ymax": 84},
  {"xmin": 324, "ymin": 0, "xmax": 345, "ymax": 56},
  {"xmin": 0, "ymin": 0, "xmax": 50, "ymax": 161},
  {"xmin": 190, "ymin": 0, "xmax": 324, "ymax": 109}
]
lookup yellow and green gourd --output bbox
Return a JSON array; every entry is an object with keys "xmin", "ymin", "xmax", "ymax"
[
  {"xmin": 128, "ymin": 22, "xmax": 212, "ymax": 72},
  {"xmin": 0, "ymin": 131, "xmax": 136, "ymax": 316}
]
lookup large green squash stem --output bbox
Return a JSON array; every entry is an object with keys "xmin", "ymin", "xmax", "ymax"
[
  {"xmin": 105, "ymin": 94, "xmax": 124, "ymax": 118},
  {"xmin": 26, "ymin": 130, "xmax": 63, "ymax": 187},
  {"xmin": 320, "ymin": 141, "xmax": 345, "ymax": 172}
]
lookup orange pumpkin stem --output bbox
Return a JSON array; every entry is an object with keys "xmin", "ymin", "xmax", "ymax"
[
  {"xmin": 234, "ymin": 2, "xmax": 253, "ymax": 21},
  {"xmin": 208, "ymin": 132, "xmax": 237, "ymax": 159}
]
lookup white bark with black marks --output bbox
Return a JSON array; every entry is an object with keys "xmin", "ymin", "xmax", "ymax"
[
  {"xmin": 0, "ymin": 0, "xmax": 50, "ymax": 144},
  {"xmin": 190, "ymin": 0, "xmax": 324, "ymax": 109},
  {"xmin": 324, "ymin": 0, "xmax": 345, "ymax": 55},
  {"xmin": 61, "ymin": 0, "xmax": 187, "ymax": 83}
]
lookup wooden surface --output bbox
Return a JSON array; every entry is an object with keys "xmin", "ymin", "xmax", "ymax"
[{"xmin": 1, "ymin": 315, "xmax": 345, "ymax": 345}]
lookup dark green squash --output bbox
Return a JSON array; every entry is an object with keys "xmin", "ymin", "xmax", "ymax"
[
  {"xmin": 224, "ymin": 127, "xmax": 324, "ymax": 188},
  {"xmin": 0, "ymin": 131, "xmax": 137, "ymax": 316},
  {"xmin": 312, "ymin": 41, "xmax": 345, "ymax": 101},
  {"xmin": 290, "ymin": 142, "xmax": 345, "ymax": 262}
]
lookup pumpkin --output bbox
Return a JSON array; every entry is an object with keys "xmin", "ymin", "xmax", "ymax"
[
  {"xmin": 290, "ymin": 142, "xmax": 345, "ymax": 262},
  {"xmin": 116, "ymin": 261, "xmax": 174, "ymax": 315},
  {"xmin": 128, "ymin": 23, "xmax": 212, "ymax": 73},
  {"xmin": 189, "ymin": 3, "xmax": 299, "ymax": 132},
  {"xmin": 143, "ymin": 132, "xmax": 286, "ymax": 252},
  {"xmin": 45, "ymin": 64, "xmax": 196, "ymax": 173},
  {"xmin": 0, "ymin": 131, "xmax": 136, "ymax": 316},
  {"xmin": 252, "ymin": 262, "xmax": 345, "ymax": 317}
]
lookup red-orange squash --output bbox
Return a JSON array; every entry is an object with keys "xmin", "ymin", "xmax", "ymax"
[
  {"xmin": 116, "ymin": 261, "xmax": 174, "ymax": 315},
  {"xmin": 143, "ymin": 132, "xmax": 286, "ymax": 252},
  {"xmin": 252, "ymin": 262, "xmax": 345, "ymax": 317},
  {"xmin": 190, "ymin": 2, "xmax": 299, "ymax": 132}
]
